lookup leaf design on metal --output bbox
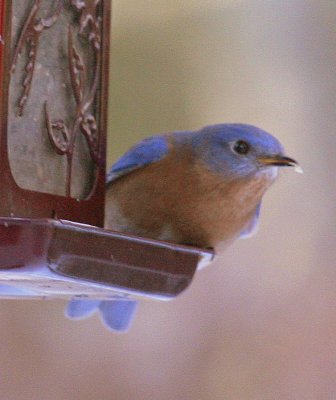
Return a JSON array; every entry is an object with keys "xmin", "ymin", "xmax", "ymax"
[
  {"xmin": 68, "ymin": 27, "xmax": 86, "ymax": 105},
  {"xmin": 71, "ymin": 0, "xmax": 102, "ymax": 50},
  {"xmin": 80, "ymin": 114, "xmax": 100, "ymax": 164},
  {"xmin": 44, "ymin": 102, "xmax": 70, "ymax": 155},
  {"xmin": 10, "ymin": 0, "xmax": 63, "ymax": 116}
]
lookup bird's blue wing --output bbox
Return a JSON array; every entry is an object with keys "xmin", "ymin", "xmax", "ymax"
[
  {"xmin": 65, "ymin": 299, "xmax": 138, "ymax": 333},
  {"xmin": 107, "ymin": 136, "xmax": 169, "ymax": 183},
  {"xmin": 239, "ymin": 203, "xmax": 261, "ymax": 239}
]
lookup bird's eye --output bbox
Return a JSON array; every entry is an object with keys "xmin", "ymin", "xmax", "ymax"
[{"xmin": 233, "ymin": 140, "xmax": 250, "ymax": 155}]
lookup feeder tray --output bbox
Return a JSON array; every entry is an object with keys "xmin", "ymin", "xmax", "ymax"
[{"xmin": 0, "ymin": 1, "xmax": 214, "ymax": 302}]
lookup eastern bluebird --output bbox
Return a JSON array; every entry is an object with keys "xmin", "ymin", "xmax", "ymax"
[{"xmin": 65, "ymin": 123, "xmax": 301, "ymax": 332}]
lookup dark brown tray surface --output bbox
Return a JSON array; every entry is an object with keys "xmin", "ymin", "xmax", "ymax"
[{"xmin": 0, "ymin": 217, "xmax": 214, "ymax": 300}]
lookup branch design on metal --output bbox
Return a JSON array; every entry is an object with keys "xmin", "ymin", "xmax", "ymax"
[{"xmin": 10, "ymin": 0, "xmax": 103, "ymax": 197}]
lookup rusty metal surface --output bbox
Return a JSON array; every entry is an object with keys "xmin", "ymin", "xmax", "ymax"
[
  {"xmin": 0, "ymin": 218, "xmax": 214, "ymax": 300},
  {"xmin": 0, "ymin": 0, "xmax": 110, "ymax": 226}
]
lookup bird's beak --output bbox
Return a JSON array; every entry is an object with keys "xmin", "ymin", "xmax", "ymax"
[{"xmin": 258, "ymin": 155, "xmax": 303, "ymax": 173}]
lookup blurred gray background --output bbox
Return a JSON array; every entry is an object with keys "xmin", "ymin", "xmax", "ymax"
[{"xmin": 1, "ymin": 1, "xmax": 336, "ymax": 399}]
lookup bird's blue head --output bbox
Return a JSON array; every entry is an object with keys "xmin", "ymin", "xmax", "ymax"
[{"xmin": 192, "ymin": 124, "xmax": 300, "ymax": 179}]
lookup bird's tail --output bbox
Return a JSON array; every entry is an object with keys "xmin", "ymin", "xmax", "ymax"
[{"xmin": 65, "ymin": 299, "xmax": 138, "ymax": 333}]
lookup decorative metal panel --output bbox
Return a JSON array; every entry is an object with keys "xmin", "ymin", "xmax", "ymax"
[{"xmin": 0, "ymin": 0, "xmax": 111, "ymax": 225}]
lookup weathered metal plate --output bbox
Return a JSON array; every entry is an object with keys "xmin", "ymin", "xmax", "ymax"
[{"xmin": 0, "ymin": 0, "xmax": 111, "ymax": 226}]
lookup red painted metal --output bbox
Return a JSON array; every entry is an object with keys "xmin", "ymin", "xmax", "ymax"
[{"xmin": 0, "ymin": 0, "xmax": 4, "ymax": 113}]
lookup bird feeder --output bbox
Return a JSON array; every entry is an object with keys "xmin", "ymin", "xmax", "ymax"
[{"xmin": 0, "ymin": 1, "xmax": 213, "ymax": 302}]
